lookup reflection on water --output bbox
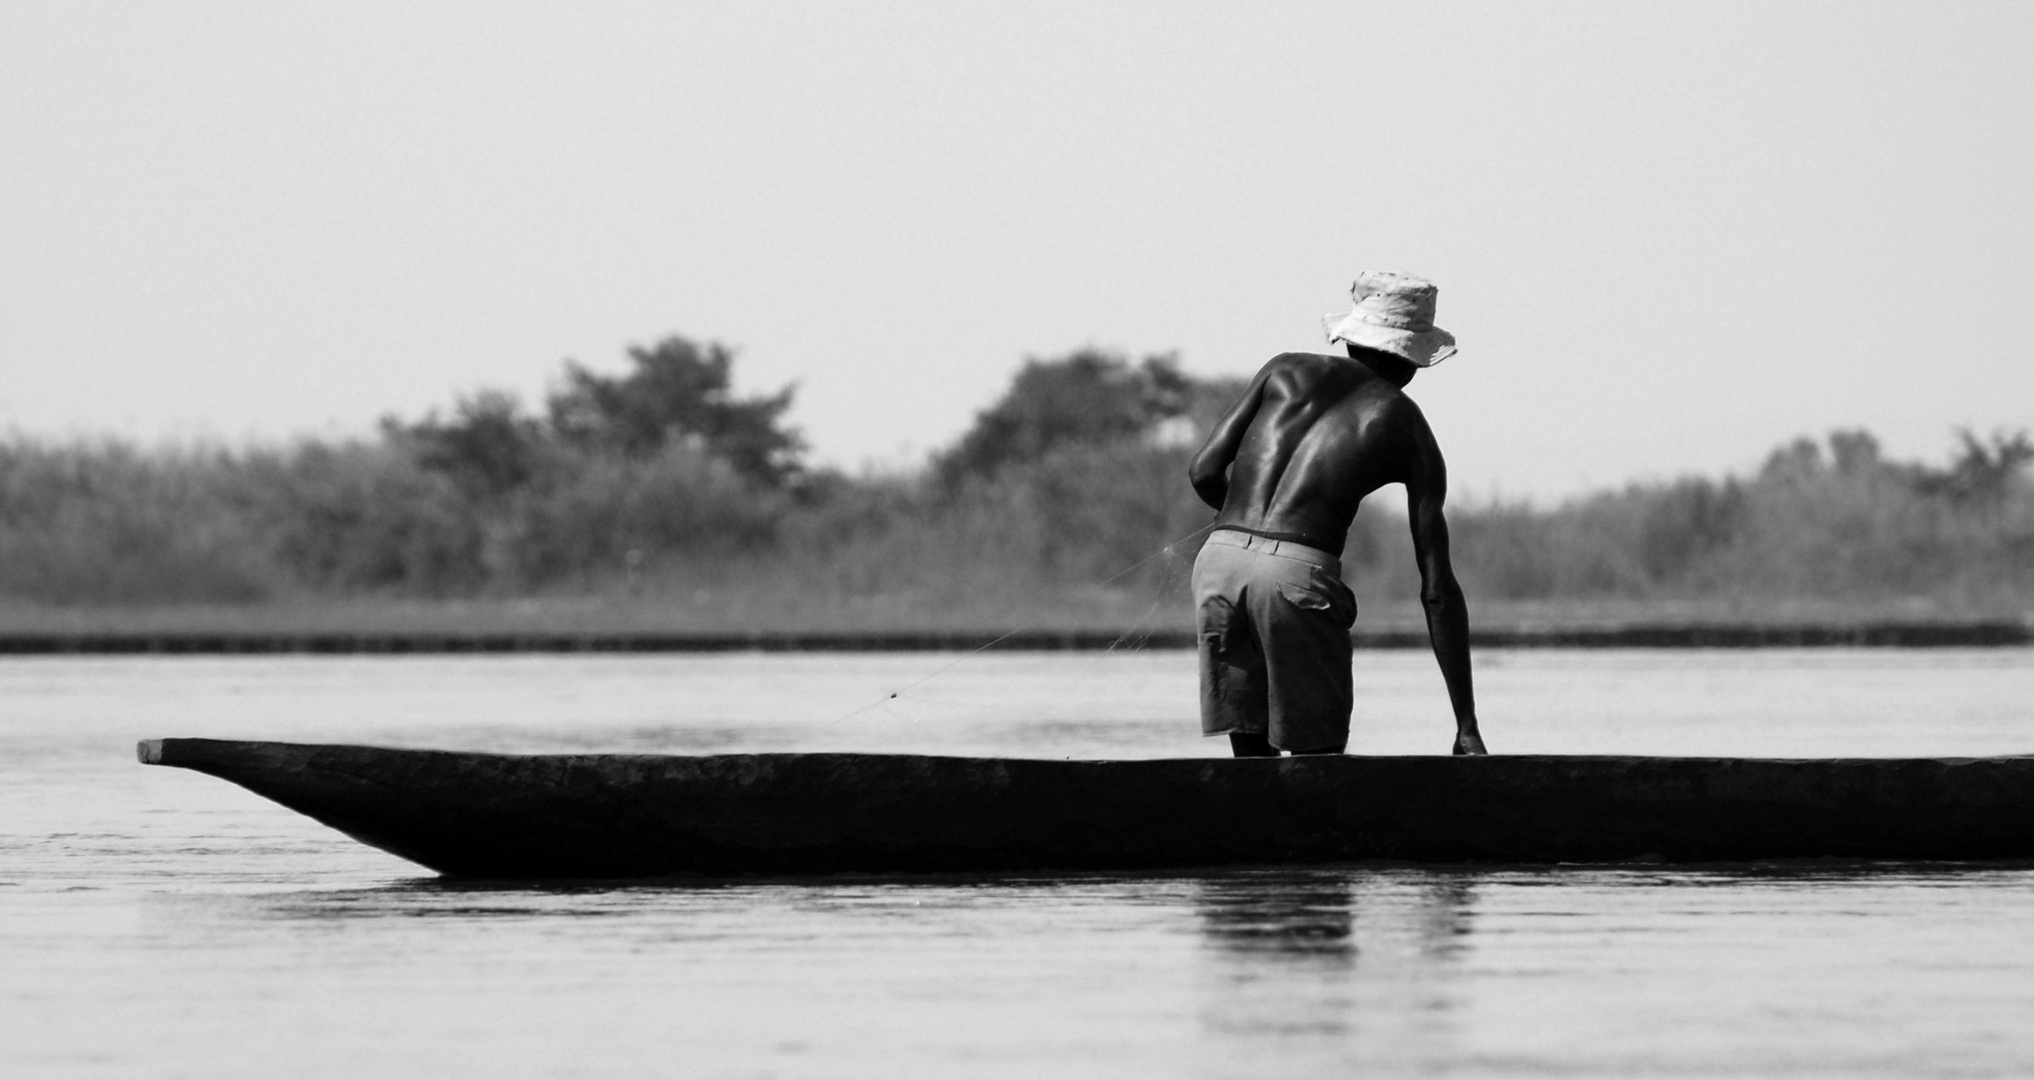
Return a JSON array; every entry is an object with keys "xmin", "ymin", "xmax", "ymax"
[
  {"xmin": 58, "ymin": 860, "xmax": 2034, "ymax": 1078},
  {"xmin": 1193, "ymin": 871, "xmax": 1474, "ymax": 1051},
  {"xmin": 1199, "ymin": 874, "xmax": 1358, "ymax": 958}
]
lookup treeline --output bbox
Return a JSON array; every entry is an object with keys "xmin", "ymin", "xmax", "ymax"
[
  {"xmin": 1367, "ymin": 427, "xmax": 2034, "ymax": 608},
  {"xmin": 1, "ymin": 334, "xmax": 2030, "ymax": 616}
]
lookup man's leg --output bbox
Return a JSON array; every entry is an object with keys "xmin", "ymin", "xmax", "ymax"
[
  {"xmin": 1229, "ymin": 732, "xmax": 1278, "ymax": 757},
  {"xmin": 1258, "ymin": 561, "xmax": 1356, "ymax": 755},
  {"xmin": 1195, "ymin": 540, "xmax": 1272, "ymax": 756}
]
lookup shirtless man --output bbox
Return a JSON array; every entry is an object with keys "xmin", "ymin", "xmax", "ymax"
[{"xmin": 1187, "ymin": 271, "xmax": 1486, "ymax": 758}]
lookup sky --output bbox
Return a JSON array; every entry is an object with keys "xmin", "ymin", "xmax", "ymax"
[{"xmin": 3, "ymin": 1, "xmax": 2030, "ymax": 502}]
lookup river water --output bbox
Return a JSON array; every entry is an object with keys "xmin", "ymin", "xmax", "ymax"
[{"xmin": 5, "ymin": 648, "xmax": 2034, "ymax": 1077}]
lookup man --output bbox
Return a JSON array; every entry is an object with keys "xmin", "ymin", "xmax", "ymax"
[{"xmin": 1187, "ymin": 270, "xmax": 1486, "ymax": 758}]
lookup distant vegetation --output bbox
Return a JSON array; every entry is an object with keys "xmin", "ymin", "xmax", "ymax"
[{"xmin": 2, "ymin": 334, "xmax": 2030, "ymax": 623}]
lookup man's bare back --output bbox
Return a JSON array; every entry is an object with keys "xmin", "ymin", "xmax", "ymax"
[
  {"xmin": 1188, "ymin": 345, "xmax": 1486, "ymax": 756},
  {"xmin": 1189, "ymin": 351, "xmax": 1439, "ymax": 556}
]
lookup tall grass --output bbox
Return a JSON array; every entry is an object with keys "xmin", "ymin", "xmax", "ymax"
[{"xmin": 0, "ymin": 440, "xmax": 281, "ymax": 603}]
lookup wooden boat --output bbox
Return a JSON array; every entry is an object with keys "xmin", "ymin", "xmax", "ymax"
[{"xmin": 138, "ymin": 738, "xmax": 2034, "ymax": 877}]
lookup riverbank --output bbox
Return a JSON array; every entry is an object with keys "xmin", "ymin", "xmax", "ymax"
[{"xmin": 2, "ymin": 596, "xmax": 2026, "ymax": 652}]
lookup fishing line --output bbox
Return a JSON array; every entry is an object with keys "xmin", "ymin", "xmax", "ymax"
[
  {"xmin": 1101, "ymin": 543, "xmax": 1202, "ymax": 654},
  {"xmin": 771, "ymin": 520, "xmax": 1218, "ymax": 750}
]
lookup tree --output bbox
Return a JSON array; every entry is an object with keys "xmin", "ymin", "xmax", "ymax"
[
  {"xmin": 1914, "ymin": 428, "xmax": 2034, "ymax": 505},
  {"xmin": 937, "ymin": 348, "xmax": 1193, "ymax": 483},
  {"xmin": 546, "ymin": 336, "xmax": 803, "ymax": 487},
  {"xmin": 382, "ymin": 389, "xmax": 547, "ymax": 500}
]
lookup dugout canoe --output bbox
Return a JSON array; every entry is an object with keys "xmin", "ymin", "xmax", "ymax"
[{"xmin": 138, "ymin": 738, "xmax": 2034, "ymax": 876}]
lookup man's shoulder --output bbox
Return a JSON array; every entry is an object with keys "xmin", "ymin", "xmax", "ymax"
[
  {"xmin": 1375, "ymin": 383, "xmax": 1427, "ymax": 419},
  {"xmin": 1343, "ymin": 377, "xmax": 1434, "ymax": 445},
  {"xmin": 1257, "ymin": 354, "xmax": 1426, "ymax": 428},
  {"xmin": 1375, "ymin": 388, "xmax": 1434, "ymax": 440},
  {"xmin": 1266, "ymin": 353, "xmax": 1423, "ymax": 412},
  {"xmin": 1259, "ymin": 351, "xmax": 1372, "ymax": 392},
  {"xmin": 1263, "ymin": 350, "xmax": 1343, "ymax": 370}
]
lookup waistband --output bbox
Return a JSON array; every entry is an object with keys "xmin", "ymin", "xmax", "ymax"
[{"xmin": 1204, "ymin": 528, "xmax": 1340, "ymax": 570}]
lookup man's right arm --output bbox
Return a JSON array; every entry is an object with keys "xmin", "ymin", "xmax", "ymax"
[
  {"xmin": 1187, "ymin": 363, "xmax": 1271, "ymax": 510},
  {"xmin": 1404, "ymin": 412, "xmax": 1486, "ymax": 755}
]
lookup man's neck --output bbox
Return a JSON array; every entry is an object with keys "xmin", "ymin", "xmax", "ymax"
[{"xmin": 1345, "ymin": 346, "xmax": 1417, "ymax": 388}]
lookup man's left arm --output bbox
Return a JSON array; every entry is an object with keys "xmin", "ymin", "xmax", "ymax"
[{"xmin": 1404, "ymin": 413, "xmax": 1485, "ymax": 755}]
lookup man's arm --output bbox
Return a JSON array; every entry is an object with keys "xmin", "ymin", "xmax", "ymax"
[
  {"xmin": 1404, "ymin": 414, "xmax": 1485, "ymax": 754},
  {"xmin": 1187, "ymin": 364, "xmax": 1270, "ymax": 510}
]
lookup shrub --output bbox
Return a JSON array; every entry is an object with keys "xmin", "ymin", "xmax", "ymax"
[{"xmin": 263, "ymin": 442, "xmax": 487, "ymax": 595}]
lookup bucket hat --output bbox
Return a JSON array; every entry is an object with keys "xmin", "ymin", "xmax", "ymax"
[{"xmin": 1322, "ymin": 271, "xmax": 1457, "ymax": 367}]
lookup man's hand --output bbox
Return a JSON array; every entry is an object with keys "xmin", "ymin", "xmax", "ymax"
[{"xmin": 1452, "ymin": 730, "xmax": 1487, "ymax": 756}]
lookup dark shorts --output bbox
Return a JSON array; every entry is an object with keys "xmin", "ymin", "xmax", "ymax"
[{"xmin": 1192, "ymin": 529, "xmax": 1357, "ymax": 752}]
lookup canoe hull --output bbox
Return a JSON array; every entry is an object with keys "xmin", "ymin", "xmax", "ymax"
[{"xmin": 139, "ymin": 739, "xmax": 2034, "ymax": 877}]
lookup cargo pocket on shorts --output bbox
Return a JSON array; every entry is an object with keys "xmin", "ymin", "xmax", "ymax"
[
  {"xmin": 1198, "ymin": 595, "xmax": 1264, "ymax": 732},
  {"xmin": 1200, "ymin": 595, "xmax": 1251, "ymax": 665},
  {"xmin": 1276, "ymin": 578, "xmax": 1356, "ymax": 629}
]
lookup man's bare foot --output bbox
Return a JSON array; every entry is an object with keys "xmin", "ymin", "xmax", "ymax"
[{"xmin": 1452, "ymin": 731, "xmax": 1487, "ymax": 755}]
